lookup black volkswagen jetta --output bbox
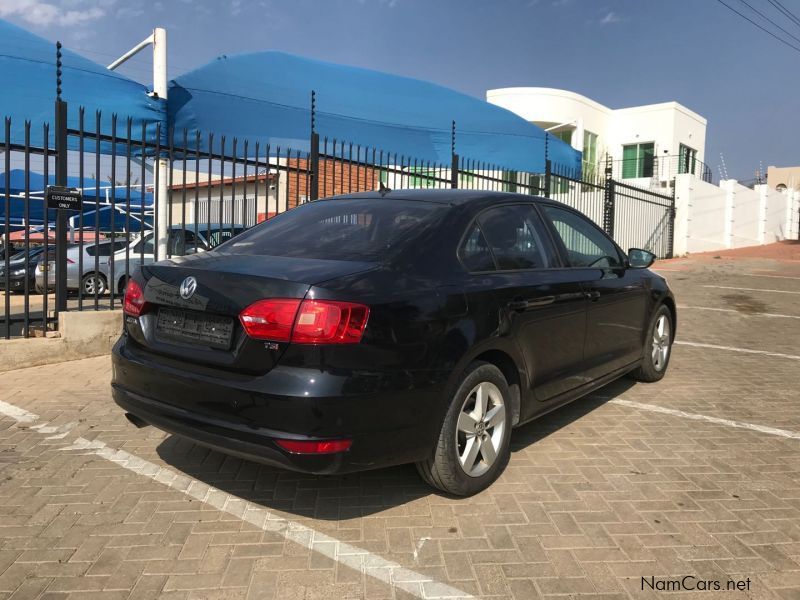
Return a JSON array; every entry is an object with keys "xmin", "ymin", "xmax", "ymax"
[{"xmin": 112, "ymin": 190, "xmax": 676, "ymax": 496}]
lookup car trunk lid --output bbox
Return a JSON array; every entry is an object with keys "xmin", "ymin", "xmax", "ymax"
[{"xmin": 130, "ymin": 253, "xmax": 377, "ymax": 373}]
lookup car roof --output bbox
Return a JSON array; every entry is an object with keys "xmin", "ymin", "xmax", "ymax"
[{"xmin": 320, "ymin": 189, "xmax": 556, "ymax": 207}]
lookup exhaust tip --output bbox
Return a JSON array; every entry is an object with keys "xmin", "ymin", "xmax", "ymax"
[{"xmin": 124, "ymin": 412, "xmax": 150, "ymax": 429}]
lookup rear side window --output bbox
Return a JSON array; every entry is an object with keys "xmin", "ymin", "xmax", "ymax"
[
  {"xmin": 86, "ymin": 242, "xmax": 123, "ymax": 257},
  {"xmin": 132, "ymin": 236, "xmax": 155, "ymax": 255},
  {"xmin": 458, "ymin": 224, "xmax": 495, "ymax": 272},
  {"xmin": 472, "ymin": 205, "xmax": 555, "ymax": 271},
  {"xmin": 223, "ymin": 199, "xmax": 446, "ymax": 262},
  {"xmin": 206, "ymin": 228, "xmax": 245, "ymax": 248}
]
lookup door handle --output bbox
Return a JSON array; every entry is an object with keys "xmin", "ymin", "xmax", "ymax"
[
  {"xmin": 527, "ymin": 295, "xmax": 555, "ymax": 307},
  {"xmin": 507, "ymin": 296, "xmax": 555, "ymax": 312},
  {"xmin": 585, "ymin": 290, "xmax": 601, "ymax": 301},
  {"xmin": 507, "ymin": 299, "xmax": 529, "ymax": 312}
]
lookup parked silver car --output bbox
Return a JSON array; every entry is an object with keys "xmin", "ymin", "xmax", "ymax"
[
  {"xmin": 35, "ymin": 239, "xmax": 129, "ymax": 295},
  {"xmin": 102, "ymin": 224, "xmax": 246, "ymax": 294}
]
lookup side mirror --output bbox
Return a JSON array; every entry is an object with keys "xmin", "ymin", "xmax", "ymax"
[{"xmin": 628, "ymin": 248, "xmax": 656, "ymax": 269}]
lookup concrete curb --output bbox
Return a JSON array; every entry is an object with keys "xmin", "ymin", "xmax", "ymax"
[{"xmin": 0, "ymin": 310, "xmax": 122, "ymax": 372}]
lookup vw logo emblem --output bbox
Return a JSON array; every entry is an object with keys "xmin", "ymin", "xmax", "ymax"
[{"xmin": 179, "ymin": 276, "xmax": 197, "ymax": 300}]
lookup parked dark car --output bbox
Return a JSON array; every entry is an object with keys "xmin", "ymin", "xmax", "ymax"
[
  {"xmin": 112, "ymin": 191, "xmax": 676, "ymax": 496},
  {"xmin": 0, "ymin": 246, "xmax": 53, "ymax": 293}
]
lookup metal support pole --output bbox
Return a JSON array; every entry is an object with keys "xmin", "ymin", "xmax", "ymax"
[
  {"xmin": 55, "ymin": 42, "xmax": 68, "ymax": 314},
  {"xmin": 107, "ymin": 28, "xmax": 168, "ymax": 260},
  {"xmin": 153, "ymin": 28, "xmax": 169, "ymax": 261}
]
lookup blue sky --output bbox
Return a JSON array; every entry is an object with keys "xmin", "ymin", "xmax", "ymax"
[{"xmin": 1, "ymin": 0, "xmax": 795, "ymax": 179}]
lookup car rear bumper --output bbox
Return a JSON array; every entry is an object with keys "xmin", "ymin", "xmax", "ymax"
[
  {"xmin": 0, "ymin": 275, "xmax": 30, "ymax": 291},
  {"xmin": 111, "ymin": 337, "xmax": 445, "ymax": 475}
]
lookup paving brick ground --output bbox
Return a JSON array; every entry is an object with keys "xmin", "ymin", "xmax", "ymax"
[{"xmin": 1, "ymin": 247, "xmax": 799, "ymax": 599}]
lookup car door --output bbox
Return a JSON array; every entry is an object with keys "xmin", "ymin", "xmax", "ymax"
[
  {"xmin": 539, "ymin": 204, "xmax": 648, "ymax": 378},
  {"xmin": 461, "ymin": 203, "xmax": 588, "ymax": 408}
]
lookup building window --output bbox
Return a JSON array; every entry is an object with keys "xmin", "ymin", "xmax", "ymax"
[
  {"xmin": 553, "ymin": 129, "xmax": 572, "ymax": 146},
  {"xmin": 622, "ymin": 142, "xmax": 654, "ymax": 179},
  {"xmin": 678, "ymin": 144, "xmax": 697, "ymax": 175},
  {"xmin": 582, "ymin": 131, "xmax": 598, "ymax": 179}
]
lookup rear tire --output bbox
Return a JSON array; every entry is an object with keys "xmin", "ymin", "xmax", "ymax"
[
  {"xmin": 82, "ymin": 273, "xmax": 107, "ymax": 296},
  {"xmin": 629, "ymin": 304, "xmax": 673, "ymax": 382},
  {"xmin": 416, "ymin": 361, "xmax": 512, "ymax": 496}
]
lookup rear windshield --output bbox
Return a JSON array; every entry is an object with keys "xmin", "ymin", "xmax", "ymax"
[{"xmin": 220, "ymin": 199, "xmax": 445, "ymax": 261}]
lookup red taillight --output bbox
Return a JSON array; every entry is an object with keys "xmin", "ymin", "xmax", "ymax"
[
  {"xmin": 275, "ymin": 439, "xmax": 352, "ymax": 454},
  {"xmin": 239, "ymin": 298, "xmax": 301, "ymax": 342},
  {"xmin": 292, "ymin": 300, "xmax": 369, "ymax": 344},
  {"xmin": 123, "ymin": 279, "xmax": 148, "ymax": 317},
  {"xmin": 239, "ymin": 298, "xmax": 369, "ymax": 344}
]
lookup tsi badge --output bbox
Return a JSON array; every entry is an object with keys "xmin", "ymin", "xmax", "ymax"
[{"xmin": 179, "ymin": 276, "xmax": 197, "ymax": 300}]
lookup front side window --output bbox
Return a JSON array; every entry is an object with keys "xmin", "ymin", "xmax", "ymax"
[
  {"xmin": 622, "ymin": 142, "xmax": 655, "ymax": 179},
  {"xmin": 541, "ymin": 205, "xmax": 622, "ymax": 269},
  {"xmin": 473, "ymin": 204, "xmax": 555, "ymax": 271}
]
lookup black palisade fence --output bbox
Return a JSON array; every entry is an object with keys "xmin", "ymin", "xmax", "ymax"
[{"xmin": 2, "ymin": 106, "xmax": 676, "ymax": 339}]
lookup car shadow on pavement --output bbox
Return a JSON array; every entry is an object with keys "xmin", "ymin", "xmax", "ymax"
[
  {"xmin": 154, "ymin": 377, "xmax": 636, "ymax": 519},
  {"xmin": 509, "ymin": 377, "xmax": 637, "ymax": 452}
]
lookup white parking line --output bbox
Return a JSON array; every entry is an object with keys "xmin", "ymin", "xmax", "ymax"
[
  {"xmin": 0, "ymin": 400, "xmax": 38, "ymax": 423},
  {"xmin": 675, "ymin": 340, "xmax": 800, "ymax": 361},
  {"xmin": 677, "ymin": 305, "xmax": 800, "ymax": 319},
  {"xmin": 0, "ymin": 401, "xmax": 473, "ymax": 600},
  {"xmin": 741, "ymin": 273, "xmax": 800, "ymax": 280},
  {"xmin": 702, "ymin": 285, "xmax": 800, "ymax": 295},
  {"xmin": 609, "ymin": 399, "xmax": 800, "ymax": 440}
]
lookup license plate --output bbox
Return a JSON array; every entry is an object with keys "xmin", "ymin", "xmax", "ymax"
[{"xmin": 155, "ymin": 308, "xmax": 234, "ymax": 349}]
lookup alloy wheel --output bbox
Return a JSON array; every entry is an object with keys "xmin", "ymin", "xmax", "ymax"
[
  {"xmin": 84, "ymin": 275, "xmax": 105, "ymax": 295},
  {"xmin": 652, "ymin": 314, "xmax": 671, "ymax": 371},
  {"xmin": 455, "ymin": 381, "xmax": 506, "ymax": 477}
]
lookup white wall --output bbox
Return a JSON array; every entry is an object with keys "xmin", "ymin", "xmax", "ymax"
[
  {"xmin": 673, "ymin": 174, "xmax": 799, "ymax": 255},
  {"xmin": 485, "ymin": 88, "xmax": 707, "ymax": 178}
]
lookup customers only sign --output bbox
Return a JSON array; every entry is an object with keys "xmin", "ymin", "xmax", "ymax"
[{"xmin": 46, "ymin": 186, "xmax": 82, "ymax": 211}]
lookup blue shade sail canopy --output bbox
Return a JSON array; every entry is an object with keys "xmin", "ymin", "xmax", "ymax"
[
  {"xmin": 0, "ymin": 19, "xmax": 165, "ymax": 149},
  {"xmin": 168, "ymin": 51, "xmax": 581, "ymax": 174}
]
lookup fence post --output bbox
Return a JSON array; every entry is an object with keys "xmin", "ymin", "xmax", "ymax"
[
  {"xmin": 602, "ymin": 161, "xmax": 615, "ymax": 237},
  {"xmin": 666, "ymin": 185, "xmax": 676, "ymax": 259},
  {"xmin": 543, "ymin": 159, "xmax": 551, "ymax": 198},
  {"xmin": 54, "ymin": 42, "xmax": 68, "ymax": 315},
  {"xmin": 309, "ymin": 91, "xmax": 319, "ymax": 200},
  {"xmin": 309, "ymin": 133, "xmax": 319, "ymax": 201},
  {"xmin": 450, "ymin": 120, "xmax": 458, "ymax": 189}
]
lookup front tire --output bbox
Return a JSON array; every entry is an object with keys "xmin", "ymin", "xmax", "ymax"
[
  {"xmin": 629, "ymin": 305, "xmax": 673, "ymax": 382},
  {"xmin": 416, "ymin": 361, "xmax": 512, "ymax": 496}
]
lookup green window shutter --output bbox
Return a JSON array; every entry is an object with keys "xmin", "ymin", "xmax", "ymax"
[
  {"xmin": 555, "ymin": 130, "xmax": 572, "ymax": 145},
  {"xmin": 640, "ymin": 143, "xmax": 655, "ymax": 177},
  {"xmin": 622, "ymin": 145, "xmax": 638, "ymax": 178}
]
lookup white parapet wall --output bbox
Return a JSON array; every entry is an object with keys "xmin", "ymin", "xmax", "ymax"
[{"xmin": 673, "ymin": 174, "xmax": 799, "ymax": 256}]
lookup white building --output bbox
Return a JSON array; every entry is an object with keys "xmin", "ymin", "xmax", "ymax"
[{"xmin": 486, "ymin": 87, "xmax": 708, "ymax": 188}]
